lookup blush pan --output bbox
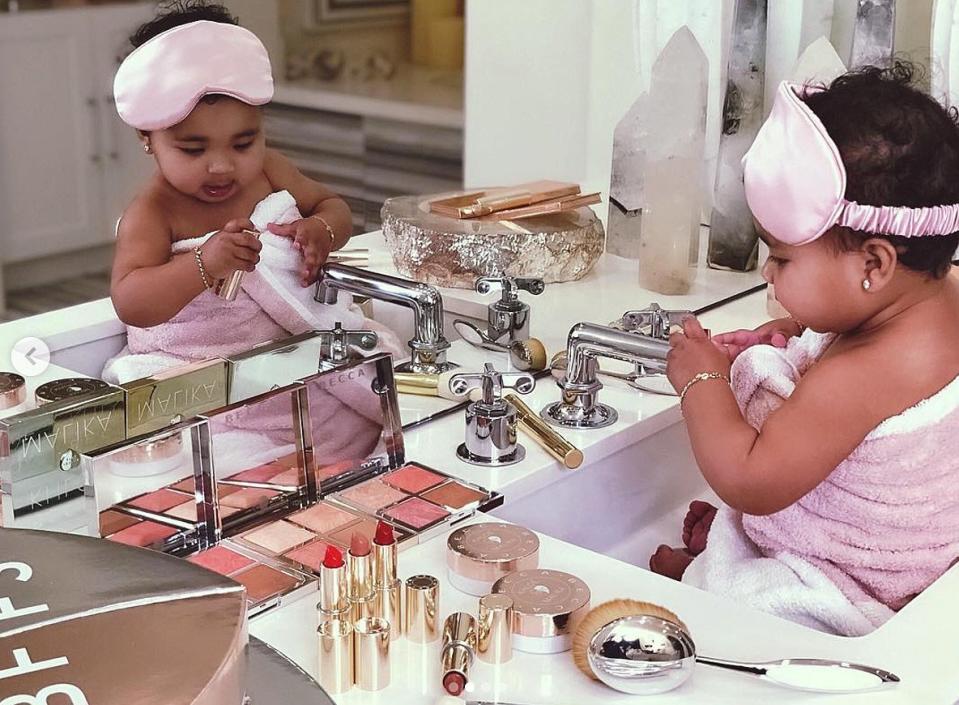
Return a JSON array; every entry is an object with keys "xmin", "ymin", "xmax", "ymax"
[
  {"xmin": 226, "ymin": 463, "xmax": 284, "ymax": 483},
  {"xmin": 240, "ymin": 520, "xmax": 315, "ymax": 554},
  {"xmin": 234, "ymin": 564, "xmax": 300, "ymax": 602},
  {"xmin": 336, "ymin": 479, "xmax": 407, "ymax": 512},
  {"xmin": 328, "ymin": 518, "xmax": 380, "ymax": 548},
  {"xmin": 382, "ymin": 497, "xmax": 449, "ymax": 530},
  {"xmin": 126, "ymin": 489, "xmax": 191, "ymax": 513},
  {"xmin": 99, "ymin": 510, "xmax": 140, "ymax": 536},
  {"xmin": 107, "ymin": 520, "xmax": 178, "ymax": 548},
  {"xmin": 420, "ymin": 481, "xmax": 489, "ymax": 511},
  {"xmin": 219, "ymin": 487, "xmax": 280, "ymax": 509},
  {"xmin": 288, "ymin": 502, "xmax": 357, "ymax": 535},
  {"xmin": 187, "ymin": 546, "xmax": 255, "ymax": 576},
  {"xmin": 382, "ymin": 464, "xmax": 445, "ymax": 494}
]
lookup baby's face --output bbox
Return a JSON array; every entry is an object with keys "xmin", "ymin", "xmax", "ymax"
[
  {"xmin": 759, "ymin": 226, "xmax": 871, "ymax": 333},
  {"xmin": 148, "ymin": 96, "xmax": 266, "ymax": 203}
]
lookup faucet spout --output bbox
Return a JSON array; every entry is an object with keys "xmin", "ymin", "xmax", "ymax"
[{"xmin": 314, "ymin": 264, "xmax": 455, "ymax": 374}]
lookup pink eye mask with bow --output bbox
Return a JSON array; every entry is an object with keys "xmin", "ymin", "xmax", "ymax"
[
  {"xmin": 743, "ymin": 80, "xmax": 959, "ymax": 246},
  {"xmin": 114, "ymin": 20, "xmax": 273, "ymax": 131}
]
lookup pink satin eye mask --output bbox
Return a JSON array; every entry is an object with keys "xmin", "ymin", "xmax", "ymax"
[
  {"xmin": 743, "ymin": 81, "xmax": 959, "ymax": 246},
  {"xmin": 114, "ymin": 20, "xmax": 274, "ymax": 131}
]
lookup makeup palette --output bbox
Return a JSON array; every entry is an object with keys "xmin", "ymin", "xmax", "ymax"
[{"xmin": 83, "ymin": 419, "xmax": 212, "ymax": 555}]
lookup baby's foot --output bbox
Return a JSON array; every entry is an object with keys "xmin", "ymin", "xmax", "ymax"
[
  {"xmin": 649, "ymin": 545, "xmax": 694, "ymax": 580},
  {"xmin": 682, "ymin": 500, "xmax": 717, "ymax": 556}
]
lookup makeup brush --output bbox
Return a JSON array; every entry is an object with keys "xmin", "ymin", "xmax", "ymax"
[
  {"xmin": 394, "ymin": 370, "xmax": 482, "ymax": 401},
  {"xmin": 571, "ymin": 599, "xmax": 900, "ymax": 695}
]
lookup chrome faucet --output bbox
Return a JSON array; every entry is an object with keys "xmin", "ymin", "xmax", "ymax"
[
  {"xmin": 314, "ymin": 264, "xmax": 456, "ymax": 374},
  {"xmin": 316, "ymin": 322, "xmax": 378, "ymax": 369},
  {"xmin": 449, "ymin": 363, "xmax": 536, "ymax": 466},
  {"xmin": 614, "ymin": 303, "xmax": 692, "ymax": 339},
  {"xmin": 541, "ymin": 322, "xmax": 670, "ymax": 429},
  {"xmin": 454, "ymin": 276, "xmax": 545, "ymax": 348}
]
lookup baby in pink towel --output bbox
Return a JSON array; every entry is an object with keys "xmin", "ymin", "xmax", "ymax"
[
  {"xmin": 110, "ymin": 4, "xmax": 350, "ymax": 329},
  {"xmin": 649, "ymin": 64, "xmax": 959, "ymax": 621}
]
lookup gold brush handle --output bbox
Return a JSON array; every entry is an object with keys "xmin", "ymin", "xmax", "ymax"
[
  {"xmin": 504, "ymin": 393, "xmax": 584, "ymax": 469},
  {"xmin": 394, "ymin": 372, "xmax": 441, "ymax": 396}
]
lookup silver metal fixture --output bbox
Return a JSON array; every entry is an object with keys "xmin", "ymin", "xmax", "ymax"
[
  {"xmin": 541, "ymin": 322, "xmax": 670, "ymax": 429},
  {"xmin": 449, "ymin": 363, "xmax": 535, "ymax": 467},
  {"xmin": 314, "ymin": 264, "xmax": 456, "ymax": 374},
  {"xmin": 588, "ymin": 614, "xmax": 900, "ymax": 696},
  {"xmin": 454, "ymin": 276, "xmax": 545, "ymax": 351},
  {"xmin": 317, "ymin": 322, "xmax": 378, "ymax": 368},
  {"xmin": 613, "ymin": 302, "xmax": 692, "ymax": 339}
]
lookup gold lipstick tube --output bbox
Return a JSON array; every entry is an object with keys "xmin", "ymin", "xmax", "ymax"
[
  {"xmin": 478, "ymin": 594, "xmax": 514, "ymax": 664},
  {"xmin": 505, "ymin": 393, "xmax": 584, "ymax": 469},
  {"xmin": 317, "ymin": 619, "xmax": 353, "ymax": 694},
  {"xmin": 405, "ymin": 575, "xmax": 440, "ymax": 643},
  {"xmin": 349, "ymin": 551, "xmax": 374, "ymax": 600},
  {"xmin": 441, "ymin": 612, "xmax": 477, "ymax": 696},
  {"xmin": 354, "ymin": 617, "xmax": 391, "ymax": 691},
  {"xmin": 373, "ymin": 538, "xmax": 397, "ymax": 586},
  {"xmin": 373, "ymin": 579, "xmax": 402, "ymax": 637},
  {"xmin": 215, "ymin": 229, "xmax": 261, "ymax": 301},
  {"xmin": 319, "ymin": 562, "xmax": 350, "ymax": 619}
]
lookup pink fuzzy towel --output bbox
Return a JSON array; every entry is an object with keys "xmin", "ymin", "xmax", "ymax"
[
  {"xmin": 102, "ymin": 191, "xmax": 402, "ymax": 384},
  {"xmin": 683, "ymin": 329, "xmax": 959, "ymax": 635}
]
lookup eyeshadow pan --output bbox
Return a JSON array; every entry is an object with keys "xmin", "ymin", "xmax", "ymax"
[
  {"xmin": 99, "ymin": 510, "xmax": 140, "ymax": 536},
  {"xmin": 166, "ymin": 501, "xmax": 241, "ymax": 522},
  {"xmin": 107, "ymin": 520, "xmax": 178, "ymax": 547},
  {"xmin": 127, "ymin": 489, "xmax": 191, "ymax": 513},
  {"xmin": 328, "ymin": 518, "xmax": 380, "ymax": 548},
  {"xmin": 317, "ymin": 458, "xmax": 360, "ymax": 481},
  {"xmin": 227, "ymin": 463, "xmax": 283, "ymax": 483},
  {"xmin": 269, "ymin": 467, "xmax": 302, "ymax": 486},
  {"xmin": 421, "ymin": 481, "xmax": 488, "ymax": 511},
  {"xmin": 241, "ymin": 520, "xmax": 315, "ymax": 554},
  {"xmin": 187, "ymin": 546, "xmax": 254, "ymax": 576},
  {"xmin": 219, "ymin": 487, "xmax": 280, "ymax": 509},
  {"xmin": 383, "ymin": 464, "xmax": 445, "ymax": 494},
  {"xmin": 337, "ymin": 479, "xmax": 407, "ymax": 512},
  {"xmin": 288, "ymin": 502, "xmax": 357, "ymax": 534},
  {"xmin": 234, "ymin": 564, "xmax": 299, "ymax": 602},
  {"xmin": 283, "ymin": 539, "xmax": 335, "ymax": 572},
  {"xmin": 383, "ymin": 497, "xmax": 449, "ymax": 530}
]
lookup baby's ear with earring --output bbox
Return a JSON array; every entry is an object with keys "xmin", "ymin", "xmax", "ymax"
[
  {"xmin": 137, "ymin": 130, "xmax": 152, "ymax": 155},
  {"xmin": 860, "ymin": 238, "xmax": 898, "ymax": 292}
]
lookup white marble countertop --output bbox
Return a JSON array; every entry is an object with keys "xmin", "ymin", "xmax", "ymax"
[
  {"xmin": 273, "ymin": 64, "xmax": 464, "ymax": 129},
  {"xmin": 251, "ymin": 515, "xmax": 955, "ymax": 704}
]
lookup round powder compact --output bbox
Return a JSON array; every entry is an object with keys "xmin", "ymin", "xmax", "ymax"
[
  {"xmin": 35, "ymin": 377, "xmax": 111, "ymax": 405},
  {"xmin": 447, "ymin": 522, "xmax": 539, "ymax": 596},
  {"xmin": 0, "ymin": 371, "xmax": 26, "ymax": 410},
  {"xmin": 491, "ymin": 569, "xmax": 590, "ymax": 654}
]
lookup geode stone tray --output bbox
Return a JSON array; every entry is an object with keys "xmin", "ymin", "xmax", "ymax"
[{"xmin": 381, "ymin": 194, "xmax": 605, "ymax": 289}]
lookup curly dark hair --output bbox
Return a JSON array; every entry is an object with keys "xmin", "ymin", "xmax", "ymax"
[
  {"xmin": 803, "ymin": 61, "xmax": 959, "ymax": 278},
  {"xmin": 129, "ymin": 1, "xmax": 238, "ymax": 48}
]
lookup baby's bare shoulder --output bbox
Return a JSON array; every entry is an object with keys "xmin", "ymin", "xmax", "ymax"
[{"xmin": 117, "ymin": 185, "xmax": 171, "ymax": 243}]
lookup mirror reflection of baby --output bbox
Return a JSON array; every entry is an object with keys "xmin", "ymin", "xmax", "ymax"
[
  {"xmin": 111, "ymin": 3, "xmax": 351, "ymax": 328},
  {"xmin": 654, "ymin": 64, "xmax": 959, "ymax": 635}
]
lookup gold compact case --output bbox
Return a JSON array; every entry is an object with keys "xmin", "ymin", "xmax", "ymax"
[
  {"xmin": 447, "ymin": 522, "xmax": 540, "ymax": 596},
  {"xmin": 224, "ymin": 331, "xmax": 325, "ymax": 404},
  {"xmin": 1, "ymin": 384, "xmax": 126, "ymax": 531},
  {"xmin": 34, "ymin": 377, "xmax": 111, "ymax": 405},
  {"xmin": 121, "ymin": 359, "xmax": 228, "ymax": 437},
  {"xmin": 0, "ymin": 372, "xmax": 26, "ymax": 410},
  {"xmin": 491, "ymin": 569, "xmax": 590, "ymax": 654}
]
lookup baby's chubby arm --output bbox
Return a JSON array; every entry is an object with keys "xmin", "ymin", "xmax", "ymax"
[
  {"xmin": 668, "ymin": 318, "xmax": 884, "ymax": 515},
  {"xmin": 263, "ymin": 150, "xmax": 353, "ymax": 287},
  {"xmin": 111, "ymin": 198, "xmax": 261, "ymax": 327},
  {"xmin": 711, "ymin": 317, "xmax": 804, "ymax": 359}
]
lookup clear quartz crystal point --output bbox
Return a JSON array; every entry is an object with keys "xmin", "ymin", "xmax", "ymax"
[
  {"xmin": 707, "ymin": 0, "xmax": 767, "ymax": 273},
  {"xmin": 637, "ymin": 26, "xmax": 708, "ymax": 295},
  {"xmin": 606, "ymin": 92, "xmax": 648, "ymax": 260},
  {"xmin": 849, "ymin": 0, "xmax": 896, "ymax": 69},
  {"xmin": 791, "ymin": 35, "xmax": 848, "ymax": 84}
]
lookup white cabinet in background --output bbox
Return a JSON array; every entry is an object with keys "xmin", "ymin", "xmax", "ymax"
[{"xmin": 0, "ymin": 3, "xmax": 154, "ymax": 264}]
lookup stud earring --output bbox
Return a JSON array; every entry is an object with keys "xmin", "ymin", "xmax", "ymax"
[
  {"xmin": 143, "ymin": 143, "xmax": 152, "ymax": 154},
  {"xmin": 862, "ymin": 278, "xmax": 871, "ymax": 291}
]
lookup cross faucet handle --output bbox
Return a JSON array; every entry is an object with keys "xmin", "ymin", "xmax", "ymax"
[
  {"xmin": 618, "ymin": 303, "xmax": 693, "ymax": 340},
  {"xmin": 475, "ymin": 276, "xmax": 546, "ymax": 301},
  {"xmin": 448, "ymin": 362, "xmax": 535, "ymax": 405},
  {"xmin": 316, "ymin": 322, "xmax": 378, "ymax": 363}
]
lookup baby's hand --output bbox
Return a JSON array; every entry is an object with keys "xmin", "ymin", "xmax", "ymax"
[
  {"xmin": 267, "ymin": 217, "xmax": 333, "ymax": 287},
  {"xmin": 712, "ymin": 317, "xmax": 803, "ymax": 360},
  {"xmin": 666, "ymin": 316, "xmax": 732, "ymax": 395},
  {"xmin": 201, "ymin": 219, "xmax": 261, "ymax": 280}
]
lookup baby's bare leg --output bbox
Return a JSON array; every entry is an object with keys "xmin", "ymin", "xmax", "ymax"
[{"xmin": 649, "ymin": 545, "xmax": 694, "ymax": 580}]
